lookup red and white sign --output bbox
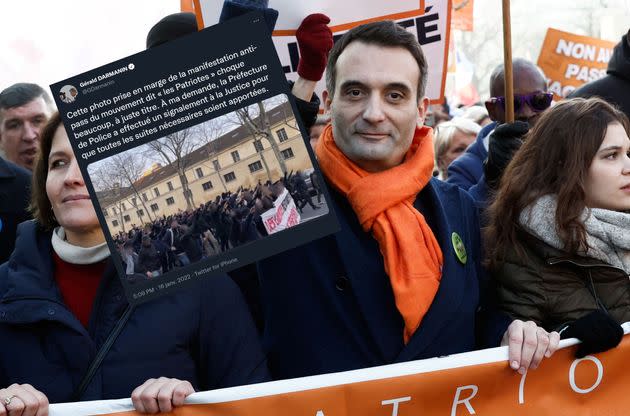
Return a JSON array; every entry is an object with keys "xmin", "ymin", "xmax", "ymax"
[{"xmin": 260, "ymin": 188, "xmax": 301, "ymax": 234}]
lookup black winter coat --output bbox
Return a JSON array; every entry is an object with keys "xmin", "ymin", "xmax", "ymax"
[
  {"xmin": 0, "ymin": 221, "xmax": 270, "ymax": 402},
  {"xmin": 570, "ymin": 32, "xmax": 630, "ymax": 117}
]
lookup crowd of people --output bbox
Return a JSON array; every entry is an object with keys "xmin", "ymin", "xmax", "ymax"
[
  {"xmin": 114, "ymin": 172, "xmax": 322, "ymax": 280},
  {"xmin": 0, "ymin": 1, "xmax": 629, "ymax": 415}
]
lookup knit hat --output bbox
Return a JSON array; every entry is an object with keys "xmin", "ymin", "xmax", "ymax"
[{"xmin": 146, "ymin": 12, "xmax": 198, "ymax": 49}]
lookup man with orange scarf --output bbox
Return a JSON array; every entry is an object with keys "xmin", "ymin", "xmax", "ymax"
[{"xmin": 257, "ymin": 21, "xmax": 558, "ymax": 380}]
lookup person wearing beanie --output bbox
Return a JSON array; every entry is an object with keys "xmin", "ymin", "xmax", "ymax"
[
  {"xmin": 145, "ymin": 4, "xmax": 333, "ymax": 131},
  {"xmin": 146, "ymin": 12, "xmax": 199, "ymax": 49}
]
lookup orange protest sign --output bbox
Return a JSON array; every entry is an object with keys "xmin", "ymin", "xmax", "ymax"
[
  {"xmin": 537, "ymin": 28, "xmax": 616, "ymax": 100},
  {"xmin": 50, "ymin": 329, "xmax": 630, "ymax": 416},
  {"xmin": 452, "ymin": 0, "xmax": 473, "ymax": 31}
]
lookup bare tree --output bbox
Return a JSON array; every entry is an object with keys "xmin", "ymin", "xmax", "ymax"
[
  {"xmin": 146, "ymin": 128, "xmax": 200, "ymax": 211},
  {"xmin": 195, "ymin": 118, "xmax": 229, "ymax": 192},
  {"xmin": 236, "ymin": 101, "xmax": 288, "ymax": 179},
  {"xmin": 104, "ymin": 152, "xmax": 155, "ymax": 222}
]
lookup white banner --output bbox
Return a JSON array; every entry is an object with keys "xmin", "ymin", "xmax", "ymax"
[
  {"xmin": 194, "ymin": 0, "xmax": 451, "ymax": 103},
  {"xmin": 260, "ymin": 188, "xmax": 301, "ymax": 234}
]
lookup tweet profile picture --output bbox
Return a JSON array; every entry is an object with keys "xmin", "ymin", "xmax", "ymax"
[{"xmin": 59, "ymin": 84, "xmax": 79, "ymax": 104}]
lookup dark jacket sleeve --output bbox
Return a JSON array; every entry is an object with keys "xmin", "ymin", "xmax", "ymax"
[
  {"xmin": 446, "ymin": 153, "xmax": 484, "ymax": 191},
  {"xmin": 491, "ymin": 251, "xmax": 548, "ymax": 328},
  {"xmin": 287, "ymin": 80, "xmax": 320, "ymax": 131},
  {"xmin": 195, "ymin": 274, "xmax": 270, "ymax": 389}
]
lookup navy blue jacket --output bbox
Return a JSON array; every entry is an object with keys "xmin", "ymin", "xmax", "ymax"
[
  {"xmin": 570, "ymin": 32, "xmax": 630, "ymax": 117},
  {"xmin": 0, "ymin": 221, "xmax": 269, "ymax": 403},
  {"xmin": 446, "ymin": 122, "xmax": 496, "ymax": 190},
  {"xmin": 257, "ymin": 179, "xmax": 509, "ymax": 380},
  {"xmin": 0, "ymin": 158, "xmax": 31, "ymax": 264}
]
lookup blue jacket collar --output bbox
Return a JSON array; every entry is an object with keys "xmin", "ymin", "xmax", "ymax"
[
  {"xmin": 0, "ymin": 221, "xmax": 125, "ymax": 337},
  {"xmin": 467, "ymin": 121, "xmax": 496, "ymax": 160}
]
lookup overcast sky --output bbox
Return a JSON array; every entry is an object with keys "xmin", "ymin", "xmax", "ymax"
[{"xmin": 0, "ymin": 1, "xmax": 181, "ymax": 91}]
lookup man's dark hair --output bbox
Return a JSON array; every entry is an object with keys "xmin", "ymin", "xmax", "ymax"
[
  {"xmin": 325, "ymin": 21, "xmax": 428, "ymax": 100},
  {"xmin": 0, "ymin": 83, "xmax": 52, "ymax": 116}
]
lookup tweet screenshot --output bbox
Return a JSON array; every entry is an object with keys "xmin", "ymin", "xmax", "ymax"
[{"xmin": 51, "ymin": 13, "xmax": 338, "ymax": 304}]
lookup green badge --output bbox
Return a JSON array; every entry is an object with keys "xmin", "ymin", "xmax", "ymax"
[{"xmin": 451, "ymin": 232, "xmax": 467, "ymax": 264}]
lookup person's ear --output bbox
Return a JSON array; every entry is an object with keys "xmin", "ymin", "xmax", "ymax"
[
  {"xmin": 323, "ymin": 90, "xmax": 332, "ymax": 114},
  {"xmin": 417, "ymin": 96, "xmax": 430, "ymax": 126}
]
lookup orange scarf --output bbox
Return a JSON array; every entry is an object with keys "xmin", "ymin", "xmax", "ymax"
[{"xmin": 316, "ymin": 124, "xmax": 443, "ymax": 343}]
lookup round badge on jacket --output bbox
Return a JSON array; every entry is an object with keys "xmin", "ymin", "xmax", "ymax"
[{"xmin": 451, "ymin": 232, "xmax": 467, "ymax": 264}]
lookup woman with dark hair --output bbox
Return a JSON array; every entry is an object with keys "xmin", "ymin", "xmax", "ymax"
[
  {"xmin": 0, "ymin": 113, "xmax": 269, "ymax": 415},
  {"xmin": 486, "ymin": 97, "xmax": 630, "ymax": 357}
]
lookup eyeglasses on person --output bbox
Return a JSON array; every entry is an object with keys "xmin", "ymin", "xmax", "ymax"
[{"xmin": 487, "ymin": 92, "xmax": 553, "ymax": 113}]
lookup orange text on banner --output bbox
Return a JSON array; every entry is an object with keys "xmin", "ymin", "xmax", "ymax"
[{"xmin": 537, "ymin": 28, "xmax": 616, "ymax": 100}]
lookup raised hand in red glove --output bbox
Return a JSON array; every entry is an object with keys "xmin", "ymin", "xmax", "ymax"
[{"xmin": 296, "ymin": 13, "xmax": 333, "ymax": 81}]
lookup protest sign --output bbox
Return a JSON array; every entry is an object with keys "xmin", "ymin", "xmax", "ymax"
[
  {"xmin": 260, "ymin": 188, "xmax": 300, "ymax": 234},
  {"xmin": 50, "ymin": 13, "xmax": 337, "ymax": 304},
  {"xmin": 537, "ymin": 28, "xmax": 616, "ymax": 100},
  {"xmin": 195, "ymin": 0, "xmax": 426, "ymax": 33},
  {"xmin": 194, "ymin": 0, "xmax": 452, "ymax": 104},
  {"xmin": 49, "ymin": 324, "xmax": 630, "ymax": 415},
  {"xmin": 451, "ymin": 0, "xmax": 473, "ymax": 31}
]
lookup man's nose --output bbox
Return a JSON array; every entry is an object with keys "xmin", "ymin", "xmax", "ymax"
[
  {"xmin": 362, "ymin": 95, "xmax": 386, "ymax": 123},
  {"xmin": 22, "ymin": 121, "xmax": 40, "ymax": 142}
]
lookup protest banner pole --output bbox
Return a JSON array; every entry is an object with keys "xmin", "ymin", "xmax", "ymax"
[{"xmin": 501, "ymin": 0, "xmax": 514, "ymax": 122}]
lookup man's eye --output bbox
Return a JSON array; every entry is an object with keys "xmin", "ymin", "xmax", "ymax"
[
  {"xmin": 347, "ymin": 89, "xmax": 363, "ymax": 97},
  {"xmin": 388, "ymin": 92, "xmax": 404, "ymax": 100}
]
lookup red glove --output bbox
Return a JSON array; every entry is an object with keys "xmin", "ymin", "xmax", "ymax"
[{"xmin": 296, "ymin": 13, "xmax": 333, "ymax": 81}]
